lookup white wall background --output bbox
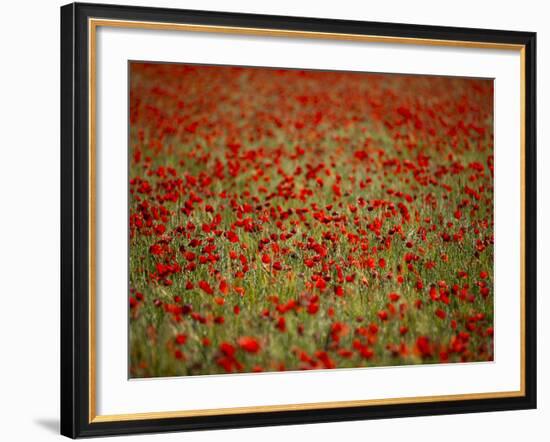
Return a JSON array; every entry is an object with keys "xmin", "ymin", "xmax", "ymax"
[{"xmin": 0, "ymin": 0, "xmax": 546, "ymax": 440}]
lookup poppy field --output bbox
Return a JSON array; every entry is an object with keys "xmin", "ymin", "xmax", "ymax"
[{"xmin": 129, "ymin": 62, "xmax": 494, "ymax": 378}]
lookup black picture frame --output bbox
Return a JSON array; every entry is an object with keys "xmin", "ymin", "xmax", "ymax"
[{"xmin": 61, "ymin": 2, "xmax": 537, "ymax": 438}]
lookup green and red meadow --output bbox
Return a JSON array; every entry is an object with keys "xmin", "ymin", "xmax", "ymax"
[{"xmin": 129, "ymin": 63, "xmax": 494, "ymax": 378}]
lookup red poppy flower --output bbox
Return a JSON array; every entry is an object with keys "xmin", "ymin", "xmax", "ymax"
[
  {"xmin": 175, "ymin": 334, "xmax": 187, "ymax": 345},
  {"xmin": 238, "ymin": 336, "xmax": 261, "ymax": 353},
  {"xmin": 198, "ymin": 280, "xmax": 214, "ymax": 295},
  {"xmin": 219, "ymin": 280, "xmax": 229, "ymax": 295},
  {"xmin": 388, "ymin": 293, "xmax": 400, "ymax": 303},
  {"xmin": 307, "ymin": 303, "xmax": 319, "ymax": 315},
  {"xmin": 219, "ymin": 342, "xmax": 235, "ymax": 357},
  {"xmin": 377, "ymin": 310, "xmax": 388, "ymax": 321}
]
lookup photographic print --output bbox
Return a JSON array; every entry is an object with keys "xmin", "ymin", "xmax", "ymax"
[
  {"xmin": 128, "ymin": 62, "xmax": 494, "ymax": 378},
  {"xmin": 61, "ymin": 4, "xmax": 536, "ymax": 436}
]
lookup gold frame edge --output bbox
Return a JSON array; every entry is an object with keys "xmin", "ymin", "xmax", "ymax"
[{"xmin": 87, "ymin": 18, "xmax": 527, "ymax": 423}]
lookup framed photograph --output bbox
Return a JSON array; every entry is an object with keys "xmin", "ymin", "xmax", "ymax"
[{"xmin": 60, "ymin": 2, "xmax": 536, "ymax": 438}]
